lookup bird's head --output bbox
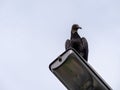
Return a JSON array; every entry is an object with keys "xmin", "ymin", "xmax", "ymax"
[{"xmin": 71, "ymin": 24, "xmax": 82, "ymax": 33}]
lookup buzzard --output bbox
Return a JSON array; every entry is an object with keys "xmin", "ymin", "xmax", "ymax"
[{"xmin": 65, "ymin": 24, "xmax": 89, "ymax": 61}]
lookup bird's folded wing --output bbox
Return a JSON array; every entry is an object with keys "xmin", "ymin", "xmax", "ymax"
[{"xmin": 65, "ymin": 39, "xmax": 71, "ymax": 50}]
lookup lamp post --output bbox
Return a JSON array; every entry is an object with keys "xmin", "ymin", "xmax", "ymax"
[{"xmin": 49, "ymin": 49, "xmax": 112, "ymax": 90}]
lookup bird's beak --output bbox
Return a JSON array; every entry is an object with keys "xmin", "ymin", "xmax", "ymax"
[{"xmin": 78, "ymin": 26, "xmax": 82, "ymax": 29}]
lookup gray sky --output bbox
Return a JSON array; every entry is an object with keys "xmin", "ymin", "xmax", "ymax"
[{"xmin": 0, "ymin": 0, "xmax": 120, "ymax": 90}]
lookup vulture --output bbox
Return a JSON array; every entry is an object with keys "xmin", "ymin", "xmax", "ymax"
[{"xmin": 65, "ymin": 24, "xmax": 89, "ymax": 61}]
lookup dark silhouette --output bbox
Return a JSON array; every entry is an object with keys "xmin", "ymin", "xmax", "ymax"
[{"xmin": 65, "ymin": 24, "xmax": 89, "ymax": 61}]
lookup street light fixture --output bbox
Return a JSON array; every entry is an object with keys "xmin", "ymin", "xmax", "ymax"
[{"xmin": 49, "ymin": 49, "xmax": 112, "ymax": 90}]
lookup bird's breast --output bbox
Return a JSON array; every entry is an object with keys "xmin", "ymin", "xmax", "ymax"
[{"xmin": 71, "ymin": 38, "xmax": 84, "ymax": 51}]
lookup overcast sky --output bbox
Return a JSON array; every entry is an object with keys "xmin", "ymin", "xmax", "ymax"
[{"xmin": 0, "ymin": 0, "xmax": 120, "ymax": 90}]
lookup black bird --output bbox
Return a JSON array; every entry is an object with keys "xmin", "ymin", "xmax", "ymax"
[{"xmin": 65, "ymin": 24, "xmax": 89, "ymax": 61}]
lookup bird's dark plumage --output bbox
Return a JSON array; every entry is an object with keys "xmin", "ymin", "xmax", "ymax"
[{"xmin": 65, "ymin": 24, "xmax": 89, "ymax": 61}]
